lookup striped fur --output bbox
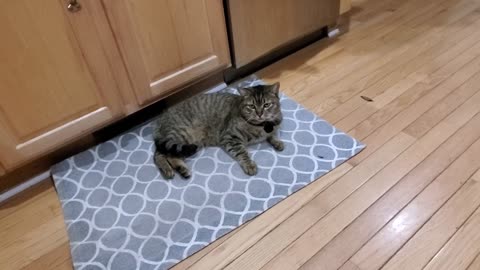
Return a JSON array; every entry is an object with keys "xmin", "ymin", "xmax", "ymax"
[{"xmin": 153, "ymin": 83, "xmax": 284, "ymax": 179}]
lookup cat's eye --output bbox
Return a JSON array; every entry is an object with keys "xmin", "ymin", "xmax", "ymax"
[
  {"xmin": 246, "ymin": 105, "xmax": 255, "ymax": 110},
  {"xmin": 264, "ymin": 103, "xmax": 272, "ymax": 108}
]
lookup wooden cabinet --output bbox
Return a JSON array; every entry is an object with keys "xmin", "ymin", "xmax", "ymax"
[
  {"xmin": 0, "ymin": 164, "xmax": 5, "ymax": 177},
  {"xmin": 340, "ymin": 0, "xmax": 352, "ymax": 14},
  {"xmin": 0, "ymin": 0, "xmax": 230, "ymax": 172},
  {"xmin": 103, "ymin": 0, "xmax": 230, "ymax": 105},
  {"xmin": 0, "ymin": 0, "xmax": 125, "ymax": 169}
]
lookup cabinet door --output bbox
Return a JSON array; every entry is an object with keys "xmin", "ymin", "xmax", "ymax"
[
  {"xmin": 0, "ymin": 0, "xmax": 124, "ymax": 169},
  {"xmin": 340, "ymin": 0, "xmax": 352, "ymax": 14},
  {"xmin": 104, "ymin": 0, "xmax": 230, "ymax": 105}
]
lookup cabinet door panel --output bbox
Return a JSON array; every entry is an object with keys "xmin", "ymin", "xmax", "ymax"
[
  {"xmin": 104, "ymin": 0, "xmax": 230, "ymax": 104},
  {"xmin": 0, "ymin": 0, "xmax": 124, "ymax": 168}
]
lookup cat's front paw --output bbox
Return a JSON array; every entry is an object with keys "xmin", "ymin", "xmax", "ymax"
[
  {"xmin": 271, "ymin": 140, "xmax": 284, "ymax": 151},
  {"xmin": 161, "ymin": 168, "xmax": 176, "ymax": 179},
  {"xmin": 241, "ymin": 161, "xmax": 258, "ymax": 176}
]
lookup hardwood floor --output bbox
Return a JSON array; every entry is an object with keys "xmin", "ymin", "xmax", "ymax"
[{"xmin": 2, "ymin": 0, "xmax": 480, "ymax": 269}]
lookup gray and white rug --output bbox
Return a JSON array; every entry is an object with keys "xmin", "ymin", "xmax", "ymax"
[{"xmin": 52, "ymin": 76, "xmax": 365, "ymax": 270}]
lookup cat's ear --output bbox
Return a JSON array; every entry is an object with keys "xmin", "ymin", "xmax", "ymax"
[
  {"xmin": 269, "ymin": 82, "xmax": 280, "ymax": 96},
  {"xmin": 238, "ymin": 87, "xmax": 252, "ymax": 96}
]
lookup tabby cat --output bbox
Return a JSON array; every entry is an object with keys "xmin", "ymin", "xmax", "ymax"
[{"xmin": 153, "ymin": 83, "xmax": 284, "ymax": 179}]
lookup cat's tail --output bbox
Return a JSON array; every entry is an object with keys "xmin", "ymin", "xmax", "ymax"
[
  {"xmin": 154, "ymin": 150, "xmax": 175, "ymax": 179},
  {"xmin": 153, "ymin": 136, "xmax": 198, "ymax": 179},
  {"xmin": 155, "ymin": 137, "xmax": 198, "ymax": 157}
]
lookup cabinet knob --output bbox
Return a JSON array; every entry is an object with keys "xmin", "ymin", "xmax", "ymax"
[{"xmin": 67, "ymin": 0, "xmax": 81, "ymax": 12}]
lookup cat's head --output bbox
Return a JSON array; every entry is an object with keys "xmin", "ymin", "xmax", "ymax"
[{"xmin": 238, "ymin": 83, "xmax": 282, "ymax": 126}]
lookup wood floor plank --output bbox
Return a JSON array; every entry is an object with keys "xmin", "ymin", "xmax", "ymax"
[
  {"xmin": 350, "ymin": 129, "xmax": 480, "ymax": 270},
  {"xmin": 0, "ymin": 180, "xmax": 71, "ymax": 270},
  {"xmin": 0, "ymin": 215, "xmax": 67, "ymax": 270},
  {"xmin": 187, "ymin": 162, "xmax": 354, "ymax": 270},
  {"xmin": 343, "ymin": 0, "xmax": 429, "ymax": 39},
  {"xmin": 334, "ymin": 29, "xmax": 480, "ymax": 132},
  {"xmin": 350, "ymin": 0, "xmax": 401, "ymax": 21},
  {"xmin": 345, "ymin": 0, "xmax": 440, "ymax": 40},
  {"xmin": 261, "ymin": 81, "xmax": 480, "ymax": 270},
  {"xmin": 467, "ymin": 253, "xmax": 480, "ymax": 270},
  {"xmin": 324, "ymin": 7, "xmax": 480, "ymax": 125},
  {"xmin": 199, "ymin": 133, "xmax": 414, "ymax": 270},
  {"xmin": 302, "ymin": 0, "xmax": 480, "ymax": 115},
  {"xmin": 348, "ymin": 55, "xmax": 480, "ymax": 165},
  {"xmin": 473, "ymin": 169, "xmax": 480, "ymax": 182},
  {"xmin": 348, "ymin": 47, "xmax": 480, "ymax": 142},
  {"xmin": 20, "ymin": 243, "xmax": 71, "ymax": 270},
  {"xmin": 0, "ymin": 186, "xmax": 63, "ymax": 251},
  {"xmin": 338, "ymin": 261, "xmax": 362, "ymax": 270},
  {"xmin": 403, "ymin": 69, "xmax": 480, "ymax": 138},
  {"xmin": 423, "ymin": 205, "xmax": 480, "ymax": 270},
  {"xmin": 382, "ymin": 176, "xmax": 480, "ymax": 270},
  {"xmin": 298, "ymin": 106, "xmax": 480, "ymax": 270}
]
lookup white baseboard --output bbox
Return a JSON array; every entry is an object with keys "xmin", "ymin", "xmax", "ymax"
[
  {"xmin": 0, "ymin": 170, "xmax": 51, "ymax": 204},
  {"xmin": 328, "ymin": 28, "xmax": 340, "ymax": 38}
]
